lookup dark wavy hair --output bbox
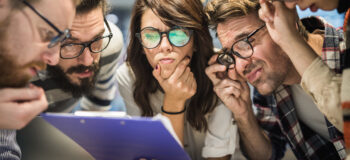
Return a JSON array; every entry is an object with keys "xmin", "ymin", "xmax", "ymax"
[{"xmin": 127, "ymin": 0, "xmax": 218, "ymax": 131}]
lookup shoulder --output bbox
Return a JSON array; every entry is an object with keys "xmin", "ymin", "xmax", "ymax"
[{"xmin": 116, "ymin": 63, "xmax": 135, "ymax": 87}]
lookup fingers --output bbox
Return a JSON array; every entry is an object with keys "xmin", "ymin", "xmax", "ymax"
[
  {"xmin": 179, "ymin": 67, "xmax": 191, "ymax": 84},
  {"xmin": 208, "ymin": 54, "xmax": 219, "ymax": 65},
  {"xmin": 153, "ymin": 64, "xmax": 164, "ymax": 84},
  {"xmin": 205, "ymin": 64, "xmax": 227, "ymax": 85},
  {"xmin": 15, "ymin": 91, "xmax": 48, "ymax": 129},
  {"xmin": 0, "ymin": 86, "xmax": 42, "ymax": 102},
  {"xmin": 259, "ymin": 0, "xmax": 274, "ymax": 23},
  {"xmin": 168, "ymin": 58, "xmax": 191, "ymax": 83}
]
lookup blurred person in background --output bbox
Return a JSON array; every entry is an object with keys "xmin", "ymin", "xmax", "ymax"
[{"xmin": 0, "ymin": 0, "xmax": 78, "ymax": 159}]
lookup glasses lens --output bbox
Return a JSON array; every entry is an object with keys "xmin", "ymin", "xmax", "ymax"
[
  {"xmin": 232, "ymin": 41, "xmax": 253, "ymax": 58},
  {"xmin": 141, "ymin": 28, "xmax": 161, "ymax": 48},
  {"xmin": 60, "ymin": 44, "xmax": 84, "ymax": 58},
  {"xmin": 169, "ymin": 28, "xmax": 191, "ymax": 47},
  {"xmin": 48, "ymin": 29, "xmax": 70, "ymax": 48},
  {"xmin": 217, "ymin": 53, "xmax": 235, "ymax": 67},
  {"xmin": 91, "ymin": 37, "xmax": 109, "ymax": 53}
]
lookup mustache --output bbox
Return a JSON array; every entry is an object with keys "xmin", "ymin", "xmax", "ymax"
[
  {"xmin": 243, "ymin": 63, "xmax": 257, "ymax": 76},
  {"xmin": 243, "ymin": 60, "xmax": 263, "ymax": 76},
  {"xmin": 66, "ymin": 63, "xmax": 98, "ymax": 74}
]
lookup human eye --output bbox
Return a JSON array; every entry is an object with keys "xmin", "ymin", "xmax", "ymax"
[{"xmin": 39, "ymin": 28, "xmax": 56, "ymax": 42}]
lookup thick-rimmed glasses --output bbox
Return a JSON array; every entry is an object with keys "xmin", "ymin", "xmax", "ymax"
[
  {"xmin": 59, "ymin": 19, "xmax": 113, "ymax": 59},
  {"xmin": 136, "ymin": 26, "xmax": 193, "ymax": 49},
  {"xmin": 217, "ymin": 24, "xmax": 266, "ymax": 68},
  {"xmin": 21, "ymin": 0, "xmax": 71, "ymax": 48}
]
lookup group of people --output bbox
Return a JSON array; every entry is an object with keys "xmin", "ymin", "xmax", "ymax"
[{"xmin": 0, "ymin": 0, "xmax": 349, "ymax": 159}]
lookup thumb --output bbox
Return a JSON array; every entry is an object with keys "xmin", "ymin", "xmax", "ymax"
[{"xmin": 152, "ymin": 64, "xmax": 163, "ymax": 83}]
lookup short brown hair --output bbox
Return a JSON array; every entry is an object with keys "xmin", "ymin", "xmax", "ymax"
[
  {"xmin": 205, "ymin": 0, "xmax": 308, "ymax": 39},
  {"xmin": 76, "ymin": 0, "xmax": 109, "ymax": 15},
  {"xmin": 205, "ymin": 0, "xmax": 260, "ymax": 30}
]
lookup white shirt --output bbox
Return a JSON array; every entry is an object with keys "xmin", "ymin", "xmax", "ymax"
[{"xmin": 116, "ymin": 63, "xmax": 244, "ymax": 160}]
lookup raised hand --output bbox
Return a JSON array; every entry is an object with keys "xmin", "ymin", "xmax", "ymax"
[
  {"xmin": 153, "ymin": 57, "xmax": 197, "ymax": 111},
  {"xmin": 0, "ymin": 84, "xmax": 48, "ymax": 129},
  {"xmin": 205, "ymin": 54, "xmax": 252, "ymax": 119},
  {"xmin": 258, "ymin": 0, "xmax": 301, "ymax": 48}
]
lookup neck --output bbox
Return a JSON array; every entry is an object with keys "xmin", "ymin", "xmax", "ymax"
[{"xmin": 284, "ymin": 65, "xmax": 301, "ymax": 85}]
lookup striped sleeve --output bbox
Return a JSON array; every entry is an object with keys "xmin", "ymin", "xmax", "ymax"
[
  {"xmin": 80, "ymin": 21, "xmax": 124, "ymax": 111},
  {"xmin": 0, "ymin": 130, "xmax": 21, "ymax": 160}
]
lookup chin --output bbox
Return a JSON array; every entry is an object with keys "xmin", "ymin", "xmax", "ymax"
[{"xmin": 255, "ymin": 83, "xmax": 275, "ymax": 96}]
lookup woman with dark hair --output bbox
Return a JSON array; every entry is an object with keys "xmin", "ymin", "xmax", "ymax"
[{"xmin": 116, "ymin": 0, "xmax": 242, "ymax": 159}]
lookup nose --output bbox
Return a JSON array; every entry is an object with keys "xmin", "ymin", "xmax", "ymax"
[
  {"xmin": 77, "ymin": 47, "xmax": 94, "ymax": 66},
  {"xmin": 158, "ymin": 34, "xmax": 173, "ymax": 53},
  {"xmin": 42, "ymin": 45, "xmax": 60, "ymax": 65},
  {"xmin": 234, "ymin": 56, "xmax": 252, "ymax": 75}
]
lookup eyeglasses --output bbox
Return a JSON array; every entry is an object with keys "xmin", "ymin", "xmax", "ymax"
[
  {"xmin": 217, "ymin": 24, "xmax": 266, "ymax": 68},
  {"xmin": 21, "ymin": 0, "xmax": 71, "ymax": 48},
  {"xmin": 59, "ymin": 19, "xmax": 113, "ymax": 59},
  {"xmin": 136, "ymin": 26, "xmax": 193, "ymax": 49}
]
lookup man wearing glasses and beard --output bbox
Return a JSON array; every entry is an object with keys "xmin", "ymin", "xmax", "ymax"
[
  {"xmin": 0, "ymin": 0, "xmax": 78, "ymax": 159},
  {"xmin": 31, "ymin": 0, "xmax": 123, "ymax": 113}
]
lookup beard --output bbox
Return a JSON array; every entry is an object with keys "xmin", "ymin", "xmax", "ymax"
[
  {"xmin": 46, "ymin": 62, "xmax": 100, "ymax": 98},
  {"xmin": 0, "ymin": 16, "xmax": 46, "ymax": 88}
]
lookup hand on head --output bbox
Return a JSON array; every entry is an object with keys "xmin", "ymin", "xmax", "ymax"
[{"xmin": 258, "ymin": 0, "xmax": 301, "ymax": 46}]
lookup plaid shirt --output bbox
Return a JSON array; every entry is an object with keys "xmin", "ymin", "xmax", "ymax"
[{"xmin": 253, "ymin": 17, "xmax": 347, "ymax": 160}]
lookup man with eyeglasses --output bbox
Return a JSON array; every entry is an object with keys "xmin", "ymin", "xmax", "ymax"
[
  {"xmin": 205, "ymin": 0, "xmax": 345, "ymax": 159},
  {"xmin": 0, "ymin": 0, "xmax": 79, "ymax": 159},
  {"xmin": 31, "ymin": 0, "xmax": 123, "ymax": 113}
]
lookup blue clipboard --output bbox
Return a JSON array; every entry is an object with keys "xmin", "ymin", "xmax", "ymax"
[{"xmin": 41, "ymin": 113, "xmax": 190, "ymax": 160}]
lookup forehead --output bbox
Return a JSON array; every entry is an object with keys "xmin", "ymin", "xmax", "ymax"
[
  {"xmin": 70, "ymin": 8, "xmax": 105, "ymax": 41},
  {"xmin": 217, "ymin": 14, "xmax": 262, "ymax": 49},
  {"xmin": 140, "ymin": 9, "xmax": 170, "ymax": 31},
  {"xmin": 33, "ymin": 0, "xmax": 75, "ymax": 31}
]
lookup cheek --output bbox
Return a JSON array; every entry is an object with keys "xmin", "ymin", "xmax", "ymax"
[
  {"xmin": 93, "ymin": 54, "xmax": 101, "ymax": 64},
  {"xmin": 144, "ymin": 49, "xmax": 157, "ymax": 68},
  {"xmin": 179, "ymin": 40, "xmax": 194, "ymax": 58},
  {"xmin": 57, "ymin": 61, "xmax": 74, "ymax": 72}
]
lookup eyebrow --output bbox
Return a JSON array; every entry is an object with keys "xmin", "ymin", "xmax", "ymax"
[
  {"xmin": 66, "ymin": 29, "xmax": 106, "ymax": 42},
  {"xmin": 234, "ymin": 32, "xmax": 250, "ymax": 41}
]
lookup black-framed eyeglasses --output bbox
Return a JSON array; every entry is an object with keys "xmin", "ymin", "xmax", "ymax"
[
  {"xmin": 59, "ymin": 19, "xmax": 113, "ymax": 59},
  {"xmin": 217, "ymin": 24, "xmax": 266, "ymax": 68},
  {"xmin": 21, "ymin": 0, "xmax": 71, "ymax": 48},
  {"xmin": 136, "ymin": 26, "xmax": 193, "ymax": 49}
]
